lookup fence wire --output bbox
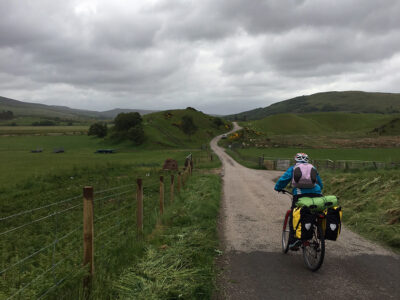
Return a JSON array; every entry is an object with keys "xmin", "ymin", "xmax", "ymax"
[
  {"xmin": 0, "ymin": 203, "xmax": 82, "ymax": 237},
  {"xmin": 0, "ymin": 225, "xmax": 82, "ymax": 275},
  {"xmin": 0, "ymin": 194, "xmax": 81, "ymax": 222}
]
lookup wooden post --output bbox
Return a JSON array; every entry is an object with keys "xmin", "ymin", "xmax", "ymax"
[
  {"xmin": 136, "ymin": 179, "xmax": 143, "ymax": 236},
  {"xmin": 178, "ymin": 172, "xmax": 181, "ymax": 192},
  {"xmin": 170, "ymin": 174, "xmax": 174, "ymax": 203},
  {"xmin": 83, "ymin": 186, "xmax": 94, "ymax": 291},
  {"xmin": 182, "ymin": 168, "xmax": 186, "ymax": 187},
  {"xmin": 159, "ymin": 176, "xmax": 164, "ymax": 215}
]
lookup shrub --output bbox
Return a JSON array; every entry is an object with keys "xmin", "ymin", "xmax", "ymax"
[{"xmin": 88, "ymin": 122, "xmax": 108, "ymax": 138}]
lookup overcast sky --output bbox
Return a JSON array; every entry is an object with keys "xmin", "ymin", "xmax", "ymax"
[{"xmin": 1, "ymin": 0, "xmax": 400, "ymax": 114}]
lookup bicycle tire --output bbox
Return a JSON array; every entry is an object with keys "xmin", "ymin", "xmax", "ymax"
[
  {"xmin": 282, "ymin": 212, "xmax": 290, "ymax": 254},
  {"xmin": 302, "ymin": 223, "xmax": 325, "ymax": 271}
]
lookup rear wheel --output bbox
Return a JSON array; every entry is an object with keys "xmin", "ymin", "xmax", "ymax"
[
  {"xmin": 282, "ymin": 212, "xmax": 290, "ymax": 253},
  {"xmin": 302, "ymin": 223, "xmax": 325, "ymax": 271}
]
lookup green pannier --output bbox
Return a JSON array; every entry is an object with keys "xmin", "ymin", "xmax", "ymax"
[{"xmin": 296, "ymin": 195, "xmax": 338, "ymax": 211}]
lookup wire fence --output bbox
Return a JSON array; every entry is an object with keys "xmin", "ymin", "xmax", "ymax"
[
  {"xmin": 229, "ymin": 148, "xmax": 400, "ymax": 171},
  {"xmin": 0, "ymin": 155, "xmax": 196, "ymax": 299}
]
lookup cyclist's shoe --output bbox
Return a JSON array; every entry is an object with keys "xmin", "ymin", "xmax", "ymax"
[{"xmin": 289, "ymin": 240, "xmax": 302, "ymax": 251}]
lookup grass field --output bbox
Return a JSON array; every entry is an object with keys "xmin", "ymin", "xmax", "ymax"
[
  {"xmin": 231, "ymin": 147, "xmax": 400, "ymax": 162},
  {"xmin": 241, "ymin": 112, "xmax": 399, "ymax": 136},
  {"xmin": 0, "ymin": 116, "xmax": 225, "ymax": 299},
  {"xmin": 0, "ymin": 134, "xmax": 220, "ymax": 187},
  {"xmin": 0, "ymin": 125, "xmax": 89, "ymax": 135}
]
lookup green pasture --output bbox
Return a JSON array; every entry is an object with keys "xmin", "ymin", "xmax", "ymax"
[
  {"xmin": 231, "ymin": 147, "xmax": 400, "ymax": 163},
  {"xmin": 242, "ymin": 112, "xmax": 399, "ymax": 136},
  {"xmin": 0, "ymin": 125, "xmax": 89, "ymax": 135},
  {"xmin": 0, "ymin": 134, "xmax": 218, "ymax": 188}
]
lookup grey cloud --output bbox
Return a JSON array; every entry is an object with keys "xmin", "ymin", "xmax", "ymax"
[{"xmin": 1, "ymin": 0, "xmax": 400, "ymax": 114}]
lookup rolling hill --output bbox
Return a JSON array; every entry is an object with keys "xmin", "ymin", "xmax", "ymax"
[
  {"xmin": 141, "ymin": 108, "xmax": 230, "ymax": 148},
  {"xmin": 0, "ymin": 96, "xmax": 157, "ymax": 121},
  {"xmin": 243, "ymin": 112, "xmax": 400, "ymax": 135},
  {"xmin": 226, "ymin": 91, "xmax": 400, "ymax": 120}
]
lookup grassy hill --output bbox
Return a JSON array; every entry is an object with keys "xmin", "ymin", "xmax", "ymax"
[
  {"xmin": 226, "ymin": 91, "xmax": 400, "ymax": 120},
  {"xmin": 141, "ymin": 108, "xmax": 230, "ymax": 148},
  {"xmin": 243, "ymin": 112, "xmax": 399, "ymax": 135}
]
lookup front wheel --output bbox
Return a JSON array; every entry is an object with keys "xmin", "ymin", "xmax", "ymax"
[{"xmin": 302, "ymin": 223, "xmax": 325, "ymax": 271}]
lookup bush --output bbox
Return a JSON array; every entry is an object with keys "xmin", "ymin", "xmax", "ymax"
[
  {"xmin": 213, "ymin": 117, "xmax": 224, "ymax": 128},
  {"xmin": 181, "ymin": 115, "xmax": 198, "ymax": 139},
  {"xmin": 112, "ymin": 112, "xmax": 145, "ymax": 145},
  {"xmin": 88, "ymin": 122, "xmax": 108, "ymax": 138}
]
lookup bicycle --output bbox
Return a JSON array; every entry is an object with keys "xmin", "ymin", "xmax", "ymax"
[{"xmin": 280, "ymin": 190, "xmax": 326, "ymax": 272}]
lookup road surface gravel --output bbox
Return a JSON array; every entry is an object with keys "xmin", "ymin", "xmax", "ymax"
[{"xmin": 213, "ymin": 122, "xmax": 399, "ymax": 300}]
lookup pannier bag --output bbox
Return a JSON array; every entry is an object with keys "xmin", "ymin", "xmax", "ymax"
[
  {"xmin": 292, "ymin": 206, "xmax": 314, "ymax": 240},
  {"xmin": 296, "ymin": 195, "xmax": 338, "ymax": 211},
  {"xmin": 291, "ymin": 163, "xmax": 317, "ymax": 189},
  {"xmin": 324, "ymin": 206, "xmax": 342, "ymax": 241}
]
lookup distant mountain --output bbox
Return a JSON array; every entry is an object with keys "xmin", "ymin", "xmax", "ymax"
[
  {"xmin": 99, "ymin": 108, "xmax": 157, "ymax": 119},
  {"xmin": 0, "ymin": 96, "xmax": 157, "ymax": 120},
  {"xmin": 225, "ymin": 91, "xmax": 400, "ymax": 120}
]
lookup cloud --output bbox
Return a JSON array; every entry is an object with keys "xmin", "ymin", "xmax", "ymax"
[{"xmin": 0, "ymin": 0, "xmax": 400, "ymax": 114}]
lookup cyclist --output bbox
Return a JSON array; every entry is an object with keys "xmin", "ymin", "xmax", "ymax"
[{"xmin": 274, "ymin": 153, "xmax": 323, "ymax": 249}]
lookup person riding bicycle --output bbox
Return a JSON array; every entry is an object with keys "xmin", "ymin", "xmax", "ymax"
[{"xmin": 274, "ymin": 152, "xmax": 323, "ymax": 249}]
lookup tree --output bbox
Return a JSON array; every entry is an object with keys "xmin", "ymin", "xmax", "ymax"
[
  {"xmin": 114, "ymin": 112, "xmax": 142, "ymax": 132},
  {"xmin": 88, "ymin": 122, "xmax": 108, "ymax": 138},
  {"xmin": 112, "ymin": 112, "xmax": 145, "ymax": 145},
  {"xmin": 213, "ymin": 117, "xmax": 224, "ymax": 128},
  {"xmin": 181, "ymin": 115, "xmax": 198, "ymax": 139},
  {"xmin": 0, "ymin": 110, "xmax": 13, "ymax": 120},
  {"xmin": 127, "ymin": 125, "xmax": 145, "ymax": 145}
]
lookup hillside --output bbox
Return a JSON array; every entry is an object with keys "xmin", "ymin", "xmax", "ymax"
[
  {"xmin": 0, "ymin": 96, "xmax": 157, "ymax": 121},
  {"xmin": 141, "ymin": 108, "xmax": 230, "ymax": 148},
  {"xmin": 243, "ymin": 112, "xmax": 398, "ymax": 136},
  {"xmin": 226, "ymin": 91, "xmax": 400, "ymax": 120}
]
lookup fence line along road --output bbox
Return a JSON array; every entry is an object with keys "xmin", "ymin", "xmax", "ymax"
[{"xmin": 2, "ymin": 154, "xmax": 197, "ymax": 299}]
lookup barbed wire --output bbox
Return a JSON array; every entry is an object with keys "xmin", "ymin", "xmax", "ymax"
[
  {"xmin": 0, "ymin": 203, "xmax": 82, "ymax": 237},
  {"xmin": 94, "ymin": 184, "xmax": 136, "ymax": 195},
  {"xmin": 94, "ymin": 188, "xmax": 135, "ymax": 203},
  {"xmin": 0, "ymin": 225, "xmax": 82, "ymax": 275},
  {"xmin": 94, "ymin": 203, "xmax": 132, "ymax": 223},
  {"xmin": 0, "ymin": 194, "xmax": 81, "ymax": 222},
  {"xmin": 36, "ymin": 268, "xmax": 80, "ymax": 300},
  {"xmin": 6, "ymin": 249, "xmax": 79, "ymax": 300}
]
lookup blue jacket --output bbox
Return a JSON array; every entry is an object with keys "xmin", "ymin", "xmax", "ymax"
[{"xmin": 274, "ymin": 164, "xmax": 323, "ymax": 196}]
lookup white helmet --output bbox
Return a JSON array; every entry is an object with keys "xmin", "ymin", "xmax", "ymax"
[{"xmin": 295, "ymin": 152, "xmax": 309, "ymax": 163}]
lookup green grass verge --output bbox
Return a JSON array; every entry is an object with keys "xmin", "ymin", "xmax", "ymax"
[
  {"xmin": 115, "ymin": 173, "xmax": 221, "ymax": 299},
  {"xmin": 322, "ymin": 169, "xmax": 400, "ymax": 252}
]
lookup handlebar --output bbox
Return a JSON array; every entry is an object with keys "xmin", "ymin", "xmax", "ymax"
[{"xmin": 279, "ymin": 189, "xmax": 293, "ymax": 196}]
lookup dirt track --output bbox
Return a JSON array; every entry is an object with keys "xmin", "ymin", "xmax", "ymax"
[{"xmin": 213, "ymin": 123, "xmax": 400, "ymax": 300}]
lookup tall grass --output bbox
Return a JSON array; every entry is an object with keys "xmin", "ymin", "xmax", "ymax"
[
  {"xmin": 115, "ymin": 174, "xmax": 221, "ymax": 299},
  {"xmin": 322, "ymin": 169, "xmax": 400, "ymax": 252}
]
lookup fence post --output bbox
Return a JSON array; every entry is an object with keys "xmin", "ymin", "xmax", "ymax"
[
  {"xmin": 178, "ymin": 172, "xmax": 181, "ymax": 193},
  {"xmin": 170, "ymin": 174, "xmax": 174, "ymax": 203},
  {"xmin": 136, "ymin": 179, "xmax": 143, "ymax": 236},
  {"xmin": 159, "ymin": 176, "xmax": 164, "ymax": 215},
  {"xmin": 83, "ymin": 186, "xmax": 94, "ymax": 292}
]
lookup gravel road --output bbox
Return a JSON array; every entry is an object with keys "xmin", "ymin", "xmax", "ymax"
[{"xmin": 213, "ymin": 122, "xmax": 400, "ymax": 300}]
